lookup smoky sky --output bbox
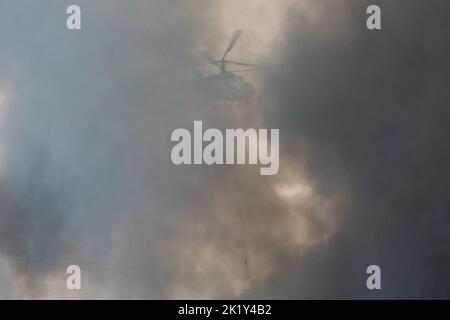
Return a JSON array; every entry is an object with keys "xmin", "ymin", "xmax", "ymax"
[
  {"xmin": 262, "ymin": 0, "xmax": 450, "ymax": 298},
  {"xmin": 0, "ymin": 0, "xmax": 206, "ymax": 298},
  {"xmin": 0, "ymin": 0, "xmax": 449, "ymax": 299}
]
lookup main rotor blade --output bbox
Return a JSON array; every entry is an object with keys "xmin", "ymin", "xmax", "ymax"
[
  {"xmin": 221, "ymin": 30, "xmax": 243, "ymax": 61},
  {"xmin": 227, "ymin": 68, "xmax": 264, "ymax": 73},
  {"xmin": 222, "ymin": 60, "xmax": 264, "ymax": 68},
  {"xmin": 201, "ymin": 51, "xmax": 223, "ymax": 72}
]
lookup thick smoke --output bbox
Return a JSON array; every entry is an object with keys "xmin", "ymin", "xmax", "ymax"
[
  {"xmin": 0, "ymin": 0, "xmax": 449, "ymax": 299},
  {"xmin": 0, "ymin": 0, "xmax": 207, "ymax": 298},
  {"xmin": 263, "ymin": 0, "xmax": 450, "ymax": 298}
]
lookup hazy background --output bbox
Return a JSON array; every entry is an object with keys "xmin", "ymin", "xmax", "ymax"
[{"xmin": 0, "ymin": 0, "xmax": 448, "ymax": 299}]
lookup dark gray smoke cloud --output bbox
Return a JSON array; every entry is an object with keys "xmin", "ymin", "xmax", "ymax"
[
  {"xmin": 261, "ymin": 0, "xmax": 450, "ymax": 298},
  {"xmin": 0, "ymin": 0, "xmax": 448, "ymax": 299}
]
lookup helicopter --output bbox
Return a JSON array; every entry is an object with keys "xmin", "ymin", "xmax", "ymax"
[{"xmin": 193, "ymin": 30, "xmax": 264, "ymax": 103}]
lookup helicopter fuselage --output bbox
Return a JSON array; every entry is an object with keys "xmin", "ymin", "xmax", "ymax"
[{"xmin": 196, "ymin": 72, "xmax": 256, "ymax": 102}]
